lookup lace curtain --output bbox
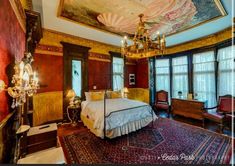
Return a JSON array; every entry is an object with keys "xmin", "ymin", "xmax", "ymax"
[
  {"xmin": 113, "ymin": 57, "xmax": 124, "ymax": 91},
  {"xmin": 172, "ymin": 56, "xmax": 188, "ymax": 98},
  {"xmin": 193, "ymin": 51, "xmax": 216, "ymax": 107},
  {"xmin": 155, "ymin": 59, "xmax": 171, "ymax": 102},
  {"xmin": 217, "ymin": 46, "xmax": 235, "ymax": 96}
]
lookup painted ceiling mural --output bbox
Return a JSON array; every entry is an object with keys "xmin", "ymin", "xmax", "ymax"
[{"xmin": 58, "ymin": 0, "xmax": 226, "ymax": 37}]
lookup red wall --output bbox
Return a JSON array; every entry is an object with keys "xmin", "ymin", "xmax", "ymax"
[
  {"xmin": 33, "ymin": 48, "xmax": 150, "ymax": 95},
  {"xmin": 0, "ymin": 0, "xmax": 25, "ymax": 121},
  {"xmin": 136, "ymin": 58, "xmax": 149, "ymax": 88},
  {"xmin": 88, "ymin": 60, "xmax": 111, "ymax": 90},
  {"xmin": 33, "ymin": 54, "xmax": 63, "ymax": 93}
]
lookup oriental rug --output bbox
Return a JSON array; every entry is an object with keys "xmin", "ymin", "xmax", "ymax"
[{"xmin": 59, "ymin": 118, "xmax": 232, "ymax": 164}]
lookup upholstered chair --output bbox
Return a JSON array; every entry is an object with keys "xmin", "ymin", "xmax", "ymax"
[
  {"xmin": 203, "ymin": 95, "xmax": 235, "ymax": 133},
  {"xmin": 154, "ymin": 90, "xmax": 170, "ymax": 117}
]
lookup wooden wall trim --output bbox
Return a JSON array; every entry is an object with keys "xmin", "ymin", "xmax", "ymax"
[
  {"xmin": 0, "ymin": 111, "xmax": 17, "ymax": 163},
  {"xmin": 9, "ymin": 0, "xmax": 26, "ymax": 32},
  {"xmin": 0, "ymin": 112, "xmax": 14, "ymax": 130},
  {"xmin": 62, "ymin": 42, "xmax": 91, "ymax": 121}
]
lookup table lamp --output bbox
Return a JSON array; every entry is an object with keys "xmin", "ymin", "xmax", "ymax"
[
  {"xmin": 66, "ymin": 89, "xmax": 76, "ymax": 106},
  {"xmin": 123, "ymin": 87, "xmax": 129, "ymax": 98}
]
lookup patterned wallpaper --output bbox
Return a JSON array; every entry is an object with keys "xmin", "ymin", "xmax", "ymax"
[
  {"xmin": 0, "ymin": 0, "xmax": 25, "ymax": 121},
  {"xmin": 38, "ymin": 29, "xmax": 120, "ymax": 55}
]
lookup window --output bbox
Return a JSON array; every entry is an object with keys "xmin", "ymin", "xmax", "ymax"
[
  {"xmin": 155, "ymin": 59, "xmax": 170, "ymax": 101},
  {"xmin": 193, "ymin": 51, "xmax": 216, "ymax": 107},
  {"xmin": 72, "ymin": 60, "xmax": 82, "ymax": 97},
  {"xmin": 217, "ymin": 46, "xmax": 235, "ymax": 96},
  {"xmin": 172, "ymin": 56, "xmax": 188, "ymax": 98},
  {"xmin": 112, "ymin": 57, "xmax": 124, "ymax": 91}
]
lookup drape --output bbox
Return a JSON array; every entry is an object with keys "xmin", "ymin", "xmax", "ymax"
[
  {"xmin": 217, "ymin": 46, "xmax": 235, "ymax": 97},
  {"xmin": 172, "ymin": 56, "xmax": 188, "ymax": 98},
  {"xmin": 155, "ymin": 59, "xmax": 171, "ymax": 102},
  {"xmin": 113, "ymin": 57, "xmax": 124, "ymax": 91},
  {"xmin": 193, "ymin": 51, "xmax": 216, "ymax": 107},
  {"xmin": 149, "ymin": 57, "xmax": 155, "ymax": 105}
]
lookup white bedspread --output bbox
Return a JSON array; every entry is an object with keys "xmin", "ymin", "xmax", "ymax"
[{"xmin": 81, "ymin": 98, "xmax": 156, "ymax": 131}]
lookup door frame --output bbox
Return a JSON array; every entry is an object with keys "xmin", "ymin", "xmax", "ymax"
[{"xmin": 61, "ymin": 42, "xmax": 91, "ymax": 121}]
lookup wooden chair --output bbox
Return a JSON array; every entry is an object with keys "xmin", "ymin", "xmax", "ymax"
[
  {"xmin": 203, "ymin": 95, "xmax": 235, "ymax": 133},
  {"xmin": 154, "ymin": 90, "xmax": 170, "ymax": 117}
]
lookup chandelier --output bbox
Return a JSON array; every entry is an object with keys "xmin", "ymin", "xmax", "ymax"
[
  {"xmin": 121, "ymin": 14, "xmax": 166, "ymax": 58},
  {"xmin": 0, "ymin": 52, "xmax": 39, "ymax": 108}
]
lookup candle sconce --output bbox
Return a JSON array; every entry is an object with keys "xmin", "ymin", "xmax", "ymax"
[{"xmin": 0, "ymin": 52, "xmax": 39, "ymax": 125}]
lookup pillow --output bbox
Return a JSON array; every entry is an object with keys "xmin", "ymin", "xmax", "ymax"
[
  {"xmin": 85, "ymin": 92, "xmax": 91, "ymax": 101},
  {"xmin": 110, "ymin": 91, "xmax": 122, "ymax": 99},
  {"xmin": 90, "ymin": 92, "xmax": 105, "ymax": 101}
]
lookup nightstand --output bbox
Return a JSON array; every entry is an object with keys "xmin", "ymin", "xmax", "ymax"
[{"xmin": 67, "ymin": 105, "xmax": 81, "ymax": 126}]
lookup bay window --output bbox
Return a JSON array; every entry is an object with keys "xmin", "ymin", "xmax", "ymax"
[
  {"xmin": 112, "ymin": 57, "xmax": 124, "ymax": 91},
  {"xmin": 193, "ymin": 51, "xmax": 216, "ymax": 107},
  {"xmin": 172, "ymin": 56, "xmax": 188, "ymax": 98},
  {"xmin": 155, "ymin": 59, "xmax": 170, "ymax": 101},
  {"xmin": 217, "ymin": 46, "xmax": 235, "ymax": 96}
]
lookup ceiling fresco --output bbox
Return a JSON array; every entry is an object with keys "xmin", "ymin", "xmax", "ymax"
[{"xmin": 58, "ymin": 0, "xmax": 226, "ymax": 37}]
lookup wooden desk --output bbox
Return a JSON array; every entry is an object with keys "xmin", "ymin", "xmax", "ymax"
[{"xmin": 171, "ymin": 98, "xmax": 205, "ymax": 120}]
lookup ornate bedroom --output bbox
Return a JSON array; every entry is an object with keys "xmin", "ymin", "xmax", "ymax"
[{"xmin": 0, "ymin": 0, "xmax": 234, "ymax": 164}]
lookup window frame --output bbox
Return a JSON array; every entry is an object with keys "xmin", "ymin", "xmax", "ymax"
[
  {"xmin": 153, "ymin": 39, "xmax": 232, "ymax": 104},
  {"xmin": 110, "ymin": 52, "xmax": 125, "ymax": 91}
]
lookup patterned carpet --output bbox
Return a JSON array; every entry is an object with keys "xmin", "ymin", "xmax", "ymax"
[{"xmin": 59, "ymin": 118, "xmax": 232, "ymax": 164}]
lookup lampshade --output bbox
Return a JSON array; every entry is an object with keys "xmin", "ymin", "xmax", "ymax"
[
  {"xmin": 123, "ymin": 87, "xmax": 129, "ymax": 93},
  {"xmin": 66, "ymin": 89, "xmax": 76, "ymax": 98}
]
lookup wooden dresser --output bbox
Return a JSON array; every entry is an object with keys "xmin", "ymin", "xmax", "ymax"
[{"xmin": 171, "ymin": 98, "xmax": 205, "ymax": 120}]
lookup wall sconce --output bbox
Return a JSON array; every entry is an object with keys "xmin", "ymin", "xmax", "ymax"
[{"xmin": 0, "ymin": 52, "xmax": 39, "ymax": 108}]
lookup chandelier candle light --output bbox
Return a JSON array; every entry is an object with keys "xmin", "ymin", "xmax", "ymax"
[
  {"xmin": 121, "ymin": 14, "xmax": 166, "ymax": 58},
  {"xmin": 0, "ymin": 52, "xmax": 39, "ymax": 108}
]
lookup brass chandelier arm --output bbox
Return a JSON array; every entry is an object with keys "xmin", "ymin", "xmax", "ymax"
[{"xmin": 121, "ymin": 14, "xmax": 166, "ymax": 58}]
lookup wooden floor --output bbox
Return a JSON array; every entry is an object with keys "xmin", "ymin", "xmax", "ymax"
[{"xmin": 58, "ymin": 111, "xmax": 233, "ymax": 137}]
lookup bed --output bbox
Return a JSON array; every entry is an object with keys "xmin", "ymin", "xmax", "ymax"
[{"xmin": 81, "ymin": 98, "xmax": 157, "ymax": 139}]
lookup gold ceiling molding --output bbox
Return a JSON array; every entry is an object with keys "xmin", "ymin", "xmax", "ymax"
[
  {"xmin": 88, "ymin": 57, "xmax": 111, "ymax": 62},
  {"xmin": 20, "ymin": 0, "xmax": 32, "ymax": 10},
  {"xmin": 35, "ymin": 44, "xmax": 63, "ymax": 56},
  {"xmin": 34, "ymin": 50, "xmax": 63, "ymax": 56},
  {"xmin": 39, "ymin": 29, "xmax": 120, "ymax": 55},
  {"xmin": 9, "ymin": 0, "xmax": 26, "ymax": 32},
  {"xmin": 163, "ymin": 27, "xmax": 232, "ymax": 56},
  {"xmin": 89, "ymin": 52, "xmax": 111, "ymax": 62},
  {"xmin": 35, "ymin": 43, "xmax": 112, "ymax": 63},
  {"xmin": 137, "ymin": 27, "xmax": 232, "ymax": 59}
]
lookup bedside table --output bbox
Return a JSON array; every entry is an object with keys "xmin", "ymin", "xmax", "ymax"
[{"xmin": 67, "ymin": 105, "xmax": 81, "ymax": 126}]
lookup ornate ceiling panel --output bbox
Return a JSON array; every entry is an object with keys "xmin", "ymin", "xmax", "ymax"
[{"xmin": 58, "ymin": 0, "xmax": 226, "ymax": 36}]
